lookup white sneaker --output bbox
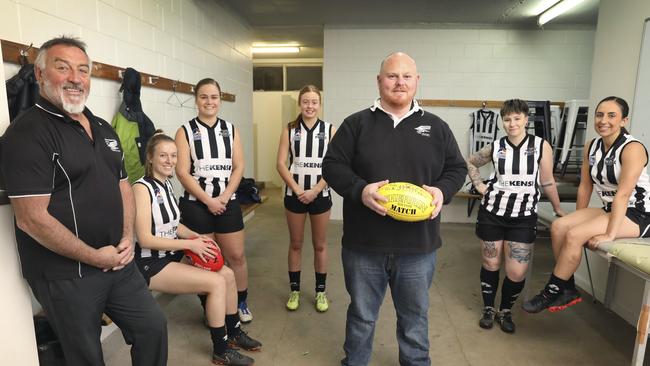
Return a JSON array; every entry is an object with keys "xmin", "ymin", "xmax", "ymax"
[{"xmin": 238, "ymin": 301, "xmax": 253, "ymax": 323}]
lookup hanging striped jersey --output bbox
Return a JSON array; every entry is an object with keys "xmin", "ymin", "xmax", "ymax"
[
  {"xmin": 286, "ymin": 119, "xmax": 333, "ymax": 197},
  {"xmin": 482, "ymin": 134, "xmax": 543, "ymax": 217},
  {"xmin": 181, "ymin": 118, "xmax": 236, "ymax": 201},
  {"xmin": 588, "ymin": 133, "xmax": 650, "ymax": 212},
  {"xmin": 134, "ymin": 176, "xmax": 180, "ymax": 259},
  {"xmin": 469, "ymin": 110, "xmax": 499, "ymax": 154}
]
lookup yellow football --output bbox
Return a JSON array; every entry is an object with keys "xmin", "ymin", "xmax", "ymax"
[{"xmin": 376, "ymin": 182, "xmax": 435, "ymax": 222}]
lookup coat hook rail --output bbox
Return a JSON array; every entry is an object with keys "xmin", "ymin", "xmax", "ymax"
[{"xmin": 1, "ymin": 39, "xmax": 236, "ymax": 102}]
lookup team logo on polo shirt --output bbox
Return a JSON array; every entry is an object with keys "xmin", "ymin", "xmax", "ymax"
[
  {"xmin": 498, "ymin": 148, "xmax": 507, "ymax": 159},
  {"xmin": 104, "ymin": 139, "xmax": 121, "ymax": 152},
  {"xmin": 414, "ymin": 125, "xmax": 431, "ymax": 137},
  {"xmin": 219, "ymin": 129, "xmax": 231, "ymax": 137},
  {"xmin": 604, "ymin": 156, "xmax": 616, "ymax": 166},
  {"xmin": 293, "ymin": 131, "xmax": 301, "ymax": 141},
  {"xmin": 192, "ymin": 128, "xmax": 202, "ymax": 141},
  {"xmin": 316, "ymin": 132, "xmax": 326, "ymax": 140}
]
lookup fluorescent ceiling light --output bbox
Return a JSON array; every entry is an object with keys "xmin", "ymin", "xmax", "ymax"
[
  {"xmin": 252, "ymin": 43, "xmax": 299, "ymax": 47},
  {"xmin": 530, "ymin": 0, "xmax": 561, "ymax": 16},
  {"xmin": 538, "ymin": 0, "xmax": 584, "ymax": 26},
  {"xmin": 252, "ymin": 46, "xmax": 300, "ymax": 54}
]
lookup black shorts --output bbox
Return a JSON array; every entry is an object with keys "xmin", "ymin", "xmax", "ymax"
[
  {"xmin": 135, "ymin": 251, "xmax": 184, "ymax": 285},
  {"xmin": 284, "ymin": 194, "xmax": 332, "ymax": 215},
  {"xmin": 475, "ymin": 207, "xmax": 538, "ymax": 243},
  {"xmin": 603, "ymin": 206, "xmax": 650, "ymax": 238},
  {"xmin": 179, "ymin": 197, "xmax": 244, "ymax": 234}
]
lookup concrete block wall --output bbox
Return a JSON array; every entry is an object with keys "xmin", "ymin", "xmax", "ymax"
[
  {"xmin": 323, "ymin": 26, "xmax": 595, "ymax": 221},
  {"xmin": 0, "ymin": 0, "xmax": 254, "ymax": 350},
  {"xmin": 0, "ymin": 0, "xmax": 255, "ymax": 177}
]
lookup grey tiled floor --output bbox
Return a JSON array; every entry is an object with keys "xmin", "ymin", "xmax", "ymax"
[{"xmin": 104, "ymin": 188, "xmax": 641, "ymax": 365}]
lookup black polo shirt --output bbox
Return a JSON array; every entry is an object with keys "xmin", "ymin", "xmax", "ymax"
[{"xmin": 1, "ymin": 96, "xmax": 127, "ymax": 280}]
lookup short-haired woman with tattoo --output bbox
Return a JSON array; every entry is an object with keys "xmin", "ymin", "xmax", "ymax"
[{"xmin": 466, "ymin": 99, "xmax": 564, "ymax": 333}]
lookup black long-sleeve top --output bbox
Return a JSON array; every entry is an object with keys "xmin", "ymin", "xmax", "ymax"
[{"xmin": 323, "ymin": 106, "xmax": 467, "ymax": 254}]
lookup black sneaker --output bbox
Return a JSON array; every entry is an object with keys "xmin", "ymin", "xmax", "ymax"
[
  {"xmin": 522, "ymin": 290, "xmax": 556, "ymax": 313},
  {"xmin": 495, "ymin": 310, "xmax": 515, "ymax": 333},
  {"xmin": 548, "ymin": 288, "xmax": 583, "ymax": 313},
  {"xmin": 478, "ymin": 306, "xmax": 496, "ymax": 329},
  {"xmin": 212, "ymin": 348, "xmax": 254, "ymax": 366},
  {"xmin": 228, "ymin": 330, "xmax": 262, "ymax": 351}
]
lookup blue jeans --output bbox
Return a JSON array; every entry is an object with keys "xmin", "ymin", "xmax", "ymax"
[{"xmin": 341, "ymin": 246, "xmax": 437, "ymax": 366}]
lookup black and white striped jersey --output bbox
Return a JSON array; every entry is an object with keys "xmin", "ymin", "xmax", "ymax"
[
  {"xmin": 181, "ymin": 118, "xmax": 236, "ymax": 201},
  {"xmin": 482, "ymin": 134, "xmax": 543, "ymax": 217},
  {"xmin": 286, "ymin": 119, "xmax": 333, "ymax": 197},
  {"xmin": 588, "ymin": 133, "xmax": 650, "ymax": 212},
  {"xmin": 134, "ymin": 176, "xmax": 180, "ymax": 259},
  {"xmin": 469, "ymin": 110, "xmax": 499, "ymax": 154}
]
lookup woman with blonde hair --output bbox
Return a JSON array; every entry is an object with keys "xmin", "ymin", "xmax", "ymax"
[
  {"xmin": 277, "ymin": 85, "xmax": 336, "ymax": 312},
  {"xmin": 133, "ymin": 131, "xmax": 261, "ymax": 365}
]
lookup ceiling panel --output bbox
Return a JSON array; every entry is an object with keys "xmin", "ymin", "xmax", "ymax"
[{"xmin": 217, "ymin": 0, "xmax": 599, "ymax": 58}]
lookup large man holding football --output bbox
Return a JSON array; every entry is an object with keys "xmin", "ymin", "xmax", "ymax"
[{"xmin": 323, "ymin": 52, "xmax": 467, "ymax": 366}]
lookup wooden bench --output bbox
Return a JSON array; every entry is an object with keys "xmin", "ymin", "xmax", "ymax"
[
  {"xmin": 240, "ymin": 196, "xmax": 266, "ymax": 222},
  {"xmin": 537, "ymin": 204, "xmax": 650, "ymax": 366},
  {"xmin": 454, "ymin": 191, "xmax": 481, "ymax": 217}
]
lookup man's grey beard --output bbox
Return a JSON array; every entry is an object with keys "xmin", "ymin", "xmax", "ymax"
[
  {"xmin": 62, "ymin": 100, "xmax": 85, "ymax": 114},
  {"xmin": 42, "ymin": 79, "xmax": 87, "ymax": 114}
]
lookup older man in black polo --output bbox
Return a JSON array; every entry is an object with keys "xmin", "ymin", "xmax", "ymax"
[{"xmin": 1, "ymin": 36, "xmax": 167, "ymax": 365}]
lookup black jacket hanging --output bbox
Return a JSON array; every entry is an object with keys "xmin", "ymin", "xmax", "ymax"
[{"xmin": 6, "ymin": 63, "xmax": 39, "ymax": 121}]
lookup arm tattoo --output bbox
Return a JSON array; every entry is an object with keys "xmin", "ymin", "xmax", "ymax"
[
  {"xmin": 507, "ymin": 242, "xmax": 532, "ymax": 264},
  {"xmin": 467, "ymin": 145, "xmax": 492, "ymax": 186},
  {"xmin": 483, "ymin": 241, "xmax": 498, "ymax": 258},
  {"xmin": 467, "ymin": 163, "xmax": 483, "ymax": 187}
]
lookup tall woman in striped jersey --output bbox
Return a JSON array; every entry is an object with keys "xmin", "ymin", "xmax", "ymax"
[
  {"xmin": 175, "ymin": 78, "xmax": 254, "ymax": 323},
  {"xmin": 276, "ymin": 85, "xmax": 336, "ymax": 312},
  {"xmin": 133, "ymin": 132, "xmax": 261, "ymax": 365},
  {"xmin": 467, "ymin": 99, "xmax": 564, "ymax": 333},
  {"xmin": 524, "ymin": 96, "xmax": 650, "ymax": 314}
]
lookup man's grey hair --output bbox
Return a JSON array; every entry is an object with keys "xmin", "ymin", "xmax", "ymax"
[{"xmin": 34, "ymin": 35, "xmax": 92, "ymax": 71}]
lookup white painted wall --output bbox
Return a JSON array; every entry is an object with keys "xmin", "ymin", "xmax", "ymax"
[
  {"xmin": 323, "ymin": 25, "xmax": 595, "ymax": 221},
  {"xmin": 253, "ymin": 91, "xmax": 298, "ymax": 188},
  {"xmin": 573, "ymin": 0, "xmax": 650, "ymax": 326},
  {"xmin": 253, "ymin": 90, "xmax": 326, "ymax": 191},
  {"xmin": 1, "ymin": 0, "xmax": 254, "ymax": 178},
  {"xmin": 0, "ymin": 0, "xmax": 252, "ymax": 361},
  {"xmin": 0, "ymin": 44, "xmax": 39, "ymax": 366}
]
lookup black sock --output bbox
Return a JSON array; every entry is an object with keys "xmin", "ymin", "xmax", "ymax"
[
  {"xmin": 237, "ymin": 289, "xmax": 248, "ymax": 304},
  {"xmin": 480, "ymin": 267, "xmax": 500, "ymax": 308},
  {"xmin": 209, "ymin": 326, "xmax": 228, "ymax": 355},
  {"xmin": 315, "ymin": 272, "xmax": 327, "ymax": 293},
  {"xmin": 567, "ymin": 275, "xmax": 576, "ymax": 290},
  {"xmin": 545, "ymin": 273, "xmax": 568, "ymax": 298},
  {"xmin": 198, "ymin": 294, "xmax": 207, "ymax": 314},
  {"xmin": 289, "ymin": 271, "xmax": 301, "ymax": 292},
  {"xmin": 225, "ymin": 313, "xmax": 241, "ymax": 338},
  {"xmin": 499, "ymin": 276, "xmax": 525, "ymax": 310}
]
